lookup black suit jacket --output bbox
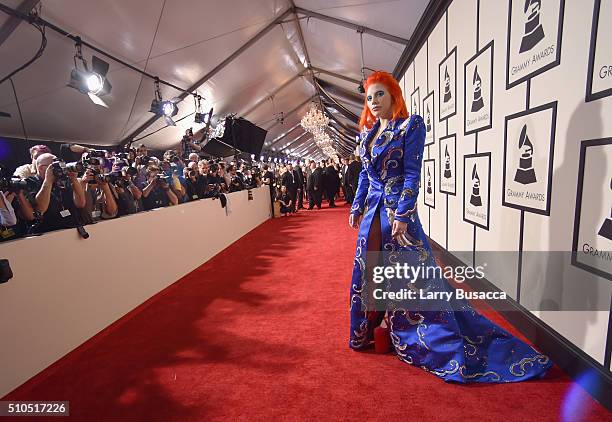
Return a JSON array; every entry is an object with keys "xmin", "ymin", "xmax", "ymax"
[
  {"xmin": 346, "ymin": 161, "xmax": 362, "ymax": 188},
  {"xmin": 281, "ymin": 171, "xmax": 297, "ymax": 192},
  {"xmin": 307, "ymin": 168, "xmax": 323, "ymax": 191}
]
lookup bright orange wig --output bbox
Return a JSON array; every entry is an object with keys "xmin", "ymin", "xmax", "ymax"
[{"xmin": 358, "ymin": 71, "xmax": 409, "ymax": 131}]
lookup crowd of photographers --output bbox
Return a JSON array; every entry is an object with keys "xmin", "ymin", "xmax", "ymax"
[
  {"xmin": 0, "ymin": 130, "xmax": 267, "ymax": 241},
  {"xmin": 0, "ymin": 128, "xmax": 362, "ymax": 241}
]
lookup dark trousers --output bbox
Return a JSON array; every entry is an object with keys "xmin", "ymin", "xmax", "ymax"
[
  {"xmin": 297, "ymin": 187, "xmax": 304, "ymax": 209},
  {"xmin": 308, "ymin": 189, "xmax": 322, "ymax": 209},
  {"xmin": 288, "ymin": 189, "xmax": 297, "ymax": 212},
  {"xmin": 343, "ymin": 183, "xmax": 353, "ymax": 204},
  {"xmin": 326, "ymin": 187, "xmax": 337, "ymax": 206}
]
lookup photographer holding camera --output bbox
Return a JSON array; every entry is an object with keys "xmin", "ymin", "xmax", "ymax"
[
  {"xmin": 24, "ymin": 153, "xmax": 86, "ymax": 234},
  {"xmin": 13, "ymin": 145, "xmax": 51, "ymax": 179},
  {"xmin": 110, "ymin": 160, "xmax": 142, "ymax": 216},
  {"xmin": 227, "ymin": 165, "xmax": 245, "ymax": 193},
  {"xmin": 78, "ymin": 162, "xmax": 118, "ymax": 225},
  {"xmin": 179, "ymin": 128, "xmax": 201, "ymax": 160},
  {"xmin": 184, "ymin": 165, "xmax": 208, "ymax": 201},
  {"xmin": 141, "ymin": 166, "xmax": 179, "ymax": 210}
]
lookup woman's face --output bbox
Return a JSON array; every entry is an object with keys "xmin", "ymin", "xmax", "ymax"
[{"xmin": 366, "ymin": 82, "xmax": 393, "ymax": 120}]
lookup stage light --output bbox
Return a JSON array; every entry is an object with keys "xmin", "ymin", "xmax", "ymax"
[
  {"xmin": 149, "ymin": 79, "xmax": 179, "ymax": 126},
  {"xmin": 67, "ymin": 42, "xmax": 112, "ymax": 108},
  {"xmin": 162, "ymin": 101, "xmax": 176, "ymax": 117}
]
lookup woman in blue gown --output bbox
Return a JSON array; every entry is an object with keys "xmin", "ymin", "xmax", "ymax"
[{"xmin": 348, "ymin": 71, "xmax": 552, "ymax": 383}]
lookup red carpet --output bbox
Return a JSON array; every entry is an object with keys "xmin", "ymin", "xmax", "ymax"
[{"xmin": 3, "ymin": 203, "xmax": 610, "ymax": 421}]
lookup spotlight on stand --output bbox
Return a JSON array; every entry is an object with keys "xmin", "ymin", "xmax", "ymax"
[
  {"xmin": 149, "ymin": 78, "xmax": 179, "ymax": 126},
  {"xmin": 67, "ymin": 41, "xmax": 112, "ymax": 107}
]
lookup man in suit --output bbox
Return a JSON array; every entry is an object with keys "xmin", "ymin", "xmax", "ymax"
[
  {"xmin": 340, "ymin": 157, "xmax": 351, "ymax": 204},
  {"xmin": 346, "ymin": 154, "xmax": 362, "ymax": 206},
  {"xmin": 307, "ymin": 161, "xmax": 323, "ymax": 209},
  {"xmin": 325, "ymin": 161, "xmax": 340, "ymax": 208},
  {"xmin": 281, "ymin": 163, "xmax": 298, "ymax": 213},
  {"xmin": 294, "ymin": 162, "xmax": 305, "ymax": 209}
]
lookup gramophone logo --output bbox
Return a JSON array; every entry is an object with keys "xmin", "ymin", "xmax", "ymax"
[
  {"xmin": 413, "ymin": 98, "xmax": 418, "ymax": 114},
  {"xmin": 471, "ymin": 66, "xmax": 485, "ymax": 112},
  {"xmin": 426, "ymin": 104, "xmax": 432, "ymax": 132},
  {"xmin": 598, "ymin": 177, "xmax": 612, "ymax": 241},
  {"xmin": 443, "ymin": 66, "xmax": 452, "ymax": 103},
  {"xmin": 426, "ymin": 167, "xmax": 432, "ymax": 194},
  {"xmin": 470, "ymin": 164, "xmax": 482, "ymax": 206},
  {"xmin": 444, "ymin": 145, "xmax": 452, "ymax": 178},
  {"xmin": 514, "ymin": 124, "xmax": 537, "ymax": 184},
  {"xmin": 519, "ymin": 0, "xmax": 545, "ymax": 53}
]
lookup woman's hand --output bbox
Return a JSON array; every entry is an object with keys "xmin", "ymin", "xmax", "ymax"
[
  {"xmin": 391, "ymin": 220, "xmax": 408, "ymax": 242},
  {"xmin": 349, "ymin": 213, "xmax": 363, "ymax": 229}
]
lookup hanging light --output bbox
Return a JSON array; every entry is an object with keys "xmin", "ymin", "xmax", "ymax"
[
  {"xmin": 67, "ymin": 40, "xmax": 112, "ymax": 107},
  {"xmin": 149, "ymin": 78, "xmax": 179, "ymax": 126},
  {"xmin": 300, "ymin": 102, "xmax": 329, "ymax": 135}
]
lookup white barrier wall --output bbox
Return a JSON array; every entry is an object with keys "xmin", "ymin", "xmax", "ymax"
[
  {"xmin": 400, "ymin": 0, "xmax": 612, "ymax": 371},
  {"xmin": 0, "ymin": 186, "xmax": 271, "ymax": 396}
]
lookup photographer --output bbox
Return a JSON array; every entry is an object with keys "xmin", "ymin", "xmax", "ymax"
[
  {"xmin": 141, "ymin": 166, "xmax": 179, "ymax": 210},
  {"xmin": 206, "ymin": 163, "xmax": 227, "ymax": 196},
  {"xmin": 184, "ymin": 165, "xmax": 208, "ymax": 201},
  {"xmin": 110, "ymin": 161, "xmax": 142, "ymax": 216},
  {"xmin": 160, "ymin": 160, "xmax": 186, "ymax": 202},
  {"xmin": 179, "ymin": 128, "xmax": 201, "ymax": 160},
  {"xmin": 77, "ymin": 157, "xmax": 118, "ymax": 224},
  {"xmin": 13, "ymin": 144, "xmax": 51, "ymax": 179},
  {"xmin": 24, "ymin": 153, "xmax": 86, "ymax": 234},
  {"xmin": 227, "ymin": 165, "xmax": 245, "ymax": 192}
]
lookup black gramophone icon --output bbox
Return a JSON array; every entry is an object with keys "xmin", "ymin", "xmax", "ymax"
[
  {"xmin": 443, "ymin": 66, "xmax": 452, "ymax": 103},
  {"xmin": 519, "ymin": 0, "xmax": 545, "ymax": 53},
  {"xmin": 470, "ymin": 164, "xmax": 482, "ymax": 206},
  {"xmin": 597, "ymin": 177, "xmax": 612, "ymax": 241},
  {"xmin": 426, "ymin": 166, "xmax": 432, "ymax": 194},
  {"xmin": 443, "ymin": 145, "xmax": 452, "ymax": 178},
  {"xmin": 471, "ymin": 65, "xmax": 484, "ymax": 112},
  {"xmin": 426, "ymin": 104, "xmax": 432, "ymax": 132},
  {"xmin": 514, "ymin": 124, "xmax": 537, "ymax": 184},
  {"xmin": 413, "ymin": 97, "xmax": 418, "ymax": 115}
]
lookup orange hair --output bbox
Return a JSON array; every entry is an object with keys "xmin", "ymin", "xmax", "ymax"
[{"xmin": 358, "ymin": 71, "xmax": 409, "ymax": 131}]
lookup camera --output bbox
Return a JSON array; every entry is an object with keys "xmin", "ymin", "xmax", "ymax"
[
  {"xmin": 51, "ymin": 160, "xmax": 84, "ymax": 187},
  {"xmin": 88, "ymin": 149, "xmax": 107, "ymax": 158},
  {"xmin": 0, "ymin": 177, "xmax": 33, "ymax": 192},
  {"xmin": 116, "ymin": 152, "xmax": 130, "ymax": 160},
  {"xmin": 124, "ymin": 166, "xmax": 138, "ymax": 177},
  {"xmin": 107, "ymin": 171, "xmax": 130, "ymax": 189},
  {"xmin": 83, "ymin": 156, "xmax": 101, "ymax": 167},
  {"xmin": 156, "ymin": 174, "xmax": 170, "ymax": 186}
]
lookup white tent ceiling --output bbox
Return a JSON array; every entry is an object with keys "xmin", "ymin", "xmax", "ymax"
[{"xmin": 0, "ymin": 0, "xmax": 430, "ymax": 158}]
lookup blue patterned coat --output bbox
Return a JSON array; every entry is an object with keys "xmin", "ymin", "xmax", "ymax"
[{"xmin": 348, "ymin": 114, "xmax": 552, "ymax": 383}]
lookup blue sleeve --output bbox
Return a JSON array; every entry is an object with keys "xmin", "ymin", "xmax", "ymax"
[
  {"xmin": 394, "ymin": 115, "xmax": 426, "ymax": 223},
  {"xmin": 350, "ymin": 162, "xmax": 370, "ymax": 215}
]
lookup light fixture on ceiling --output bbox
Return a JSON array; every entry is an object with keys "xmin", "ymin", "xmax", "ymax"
[
  {"xmin": 149, "ymin": 78, "xmax": 179, "ymax": 126},
  {"xmin": 67, "ymin": 40, "xmax": 112, "ymax": 107},
  {"xmin": 194, "ymin": 95, "xmax": 212, "ymax": 124}
]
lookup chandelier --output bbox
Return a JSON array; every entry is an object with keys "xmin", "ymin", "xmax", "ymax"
[
  {"xmin": 300, "ymin": 101, "xmax": 338, "ymax": 158},
  {"xmin": 300, "ymin": 102, "xmax": 329, "ymax": 134}
]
